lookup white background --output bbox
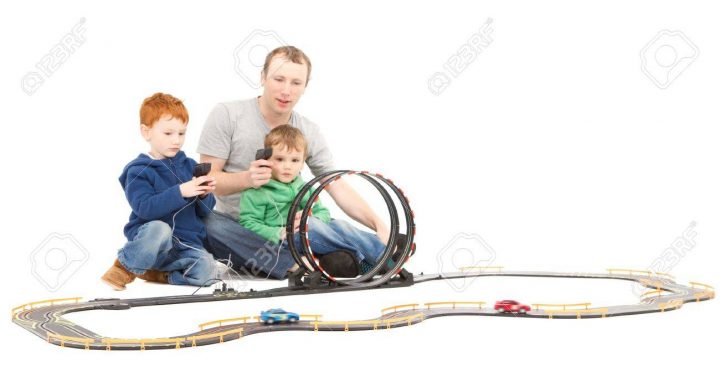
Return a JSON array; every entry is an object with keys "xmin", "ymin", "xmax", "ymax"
[{"xmin": 2, "ymin": 0, "xmax": 718, "ymax": 380}]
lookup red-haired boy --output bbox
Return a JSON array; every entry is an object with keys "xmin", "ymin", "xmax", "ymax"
[{"xmin": 101, "ymin": 93, "xmax": 217, "ymax": 290}]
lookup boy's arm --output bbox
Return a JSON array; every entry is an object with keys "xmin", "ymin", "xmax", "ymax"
[
  {"xmin": 239, "ymin": 190, "xmax": 282, "ymax": 243},
  {"xmin": 185, "ymin": 156, "xmax": 217, "ymax": 217},
  {"xmin": 125, "ymin": 168, "xmax": 188, "ymax": 220}
]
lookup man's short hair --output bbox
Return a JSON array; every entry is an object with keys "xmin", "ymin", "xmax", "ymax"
[{"xmin": 262, "ymin": 46, "xmax": 312, "ymax": 85}]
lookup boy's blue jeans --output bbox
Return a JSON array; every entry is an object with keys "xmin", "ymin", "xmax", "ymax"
[
  {"xmin": 117, "ymin": 220, "xmax": 216, "ymax": 286},
  {"xmin": 287, "ymin": 217, "xmax": 386, "ymax": 266}
]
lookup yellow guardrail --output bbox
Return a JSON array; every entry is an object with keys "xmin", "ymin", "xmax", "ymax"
[
  {"xmin": 641, "ymin": 290, "xmax": 671, "ymax": 298},
  {"xmin": 545, "ymin": 308, "xmax": 609, "ymax": 319},
  {"xmin": 314, "ymin": 319, "xmax": 381, "ymax": 332},
  {"xmin": 199, "ymin": 316, "xmax": 253, "ymax": 330},
  {"xmin": 689, "ymin": 282, "xmax": 714, "ymax": 302},
  {"xmin": 200, "ymin": 314, "xmax": 322, "ymax": 329},
  {"xmin": 659, "ymin": 299, "xmax": 683, "ymax": 312},
  {"xmin": 12, "ymin": 297, "xmax": 82, "ymax": 319},
  {"xmin": 102, "ymin": 337, "xmax": 185, "ymax": 351},
  {"xmin": 693, "ymin": 290, "xmax": 715, "ymax": 302},
  {"xmin": 187, "ymin": 328, "xmax": 244, "ymax": 347},
  {"xmin": 381, "ymin": 304, "xmax": 419, "ymax": 315},
  {"xmin": 47, "ymin": 333, "xmax": 94, "ymax": 350},
  {"xmin": 607, "ymin": 269, "xmax": 675, "ymax": 279},
  {"xmin": 459, "ymin": 266, "xmax": 504, "ymax": 273},
  {"xmin": 424, "ymin": 301, "xmax": 485, "ymax": 309},
  {"xmin": 312, "ymin": 313, "xmax": 426, "ymax": 332},
  {"xmin": 532, "ymin": 303, "xmax": 591, "ymax": 311},
  {"xmin": 638, "ymin": 278, "xmax": 669, "ymax": 290},
  {"xmin": 690, "ymin": 281, "xmax": 714, "ymax": 290},
  {"xmin": 380, "ymin": 313, "xmax": 425, "ymax": 329}
]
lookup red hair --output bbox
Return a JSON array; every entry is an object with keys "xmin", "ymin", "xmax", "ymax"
[{"xmin": 140, "ymin": 92, "xmax": 189, "ymax": 127}]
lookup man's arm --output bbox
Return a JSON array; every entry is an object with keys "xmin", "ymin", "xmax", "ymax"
[
  {"xmin": 200, "ymin": 154, "xmax": 272, "ymax": 196},
  {"xmin": 198, "ymin": 103, "xmax": 272, "ymax": 196},
  {"xmin": 325, "ymin": 178, "xmax": 390, "ymax": 245},
  {"xmin": 301, "ymin": 123, "xmax": 389, "ymax": 241}
]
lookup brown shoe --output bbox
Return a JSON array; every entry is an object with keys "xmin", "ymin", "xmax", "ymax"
[
  {"xmin": 138, "ymin": 269, "xmax": 169, "ymax": 284},
  {"xmin": 101, "ymin": 259, "xmax": 136, "ymax": 291}
]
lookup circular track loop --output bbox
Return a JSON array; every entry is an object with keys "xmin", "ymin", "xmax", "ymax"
[{"xmin": 285, "ymin": 170, "xmax": 416, "ymax": 287}]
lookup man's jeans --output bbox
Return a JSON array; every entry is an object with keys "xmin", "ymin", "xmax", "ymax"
[
  {"xmin": 204, "ymin": 212, "xmax": 297, "ymax": 279},
  {"xmin": 204, "ymin": 213, "xmax": 386, "ymax": 279},
  {"xmin": 287, "ymin": 217, "xmax": 385, "ymax": 265},
  {"xmin": 117, "ymin": 220, "xmax": 216, "ymax": 286}
]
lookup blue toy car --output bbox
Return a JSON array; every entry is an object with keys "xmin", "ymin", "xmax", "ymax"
[{"xmin": 260, "ymin": 308, "xmax": 300, "ymax": 324}]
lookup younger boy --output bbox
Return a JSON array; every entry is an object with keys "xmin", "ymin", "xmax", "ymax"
[
  {"xmin": 101, "ymin": 93, "xmax": 218, "ymax": 290},
  {"xmin": 239, "ymin": 124, "xmax": 387, "ymax": 276}
]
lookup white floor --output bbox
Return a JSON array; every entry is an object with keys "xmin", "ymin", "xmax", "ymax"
[
  {"xmin": 5, "ymin": 0, "xmax": 720, "ymax": 380},
  {"xmin": 8, "ymin": 263, "xmax": 718, "ymax": 381}
]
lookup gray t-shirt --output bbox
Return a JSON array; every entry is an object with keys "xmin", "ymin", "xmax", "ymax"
[{"xmin": 197, "ymin": 97, "xmax": 335, "ymax": 219}]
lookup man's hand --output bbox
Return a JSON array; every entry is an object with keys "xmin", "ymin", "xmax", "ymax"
[
  {"xmin": 179, "ymin": 176, "xmax": 216, "ymax": 198},
  {"xmin": 247, "ymin": 159, "xmax": 272, "ymax": 188}
]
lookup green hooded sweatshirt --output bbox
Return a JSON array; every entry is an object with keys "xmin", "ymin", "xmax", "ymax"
[{"xmin": 239, "ymin": 176, "xmax": 331, "ymax": 243}]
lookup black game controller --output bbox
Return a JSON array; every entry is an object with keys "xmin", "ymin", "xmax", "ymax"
[
  {"xmin": 193, "ymin": 163, "xmax": 212, "ymax": 186},
  {"xmin": 255, "ymin": 148, "xmax": 273, "ymax": 167}
]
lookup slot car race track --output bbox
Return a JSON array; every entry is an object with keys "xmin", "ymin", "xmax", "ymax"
[
  {"xmin": 11, "ymin": 171, "xmax": 715, "ymax": 349},
  {"xmin": 12, "ymin": 268, "xmax": 715, "ymax": 351}
]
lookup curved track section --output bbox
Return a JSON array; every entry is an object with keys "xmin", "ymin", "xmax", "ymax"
[{"xmin": 12, "ymin": 269, "xmax": 714, "ymax": 350}]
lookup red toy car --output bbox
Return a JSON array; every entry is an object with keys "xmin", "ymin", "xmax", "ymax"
[{"xmin": 494, "ymin": 300, "xmax": 531, "ymax": 314}]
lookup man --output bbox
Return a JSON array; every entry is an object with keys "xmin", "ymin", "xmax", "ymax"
[{"xmin": 198, "ymin": 46, "xmax": 389, "ymax": 279}]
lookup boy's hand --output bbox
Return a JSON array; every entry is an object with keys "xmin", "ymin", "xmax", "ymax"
[
  {"xmin": 180, "ymin": 176, "xmax": 216, "ymax": 198},
  {"xmin": 198, "ymin": 178, "xmax": 217, "ymax": 199},
  {"xmin": 247, "ymin": 159, "xmax": 272, "ymax": 188},
  {"xmin": 292, "ymin": 211, "xmax": 303, "ymax": 233},
  {"xmin": 279, "ymin": 212, "xmax": 303, "ymax": 242}
]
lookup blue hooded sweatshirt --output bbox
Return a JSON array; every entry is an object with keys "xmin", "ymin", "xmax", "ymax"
[{"xmin": 119, "ymin": 151, "xmax": 215, "ymax": 248}]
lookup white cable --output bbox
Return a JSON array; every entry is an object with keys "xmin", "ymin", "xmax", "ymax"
[
  {"xmin": 216, "ymin": 253, "xmax": 249, "ymax": 291},
  {"xmin": 170, "ymin": 192, "xmax": 284, "ymax": 285},
  {"xmin": 151, "ymin": 157, "xmax": 306, "ymax": 286},
  {"xmin": 168, "ymin": 180, "xmax": 293, "ymax": 284},
  {"xmin": 170, "ymin": 196, "xmax": 215, "ymax": 285},
  {"xmin": 260, "ymin": 188, "xmax": 286, "ymax": 280}
]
